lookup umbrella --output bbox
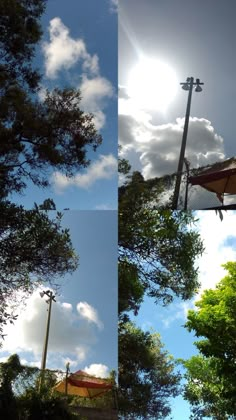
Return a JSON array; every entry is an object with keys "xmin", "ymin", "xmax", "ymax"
[
  {"xmin": 189, "ymin": 157, "xmax": 236, "ymax": 203},
  {"xmin": 54, "ymin": 370, "xmax": 113, "ymax": 398}
]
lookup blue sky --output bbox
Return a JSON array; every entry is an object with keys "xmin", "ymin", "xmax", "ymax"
[
  {"xmin": 11, "ymin": 0, "xmax": 118, "ymax": 210},
  {"xmin": 0, "ymin": 210, "xmax": 118, "ymax": 379},
  {"xmin": 131, "ymin": 210, "xmax": 236, "ymax": 419},
  {"xmin": 119, "ymin": 0, "xmax": 236, "ymax": 209}
]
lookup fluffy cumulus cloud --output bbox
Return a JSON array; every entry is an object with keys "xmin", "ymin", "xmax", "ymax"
[
  {"xmin": 119, "ymin": 113, "xmax": 225, "ymax": 178},
  {"xmin": 84, "ymin": 363, "xmax": 109, "ymax": 378},
  {"xmin": 119, "ymin": 91, "xmax": 227, "ymax": 208},
  {"xmin": 42, "ymin": 18, "xmax": 114, "ymax": 130},
  {"xmin": 77, "ymin": 302, "xmax": 104, "ymax": 330},
  {"xmin": 0, "ymin": 290, "xmax": 103, "ymax": 366},
  {"xmin": 42, "ymin": 18, "xmax": 99, "ymax": 79},
  {"xmin": 80, "ymin": 75, "xmax": 114, "ymax": 130},
  {"xmin": 51, "ymin": 154, "xmax": 117, "ymax": 193}
]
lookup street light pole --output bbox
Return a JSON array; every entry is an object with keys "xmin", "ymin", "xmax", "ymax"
[
  {"xmin": 172, "ymin": 77, "xmax": 204, "ymax": 209},
  {"xmin": 39, "ymin": 290, "xmax": 56, "ymax": 390}
]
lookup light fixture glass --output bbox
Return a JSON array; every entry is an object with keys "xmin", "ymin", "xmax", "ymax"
[{"xmin": 182, "ymin": 83, "xmax": 190, "ymax": 91}]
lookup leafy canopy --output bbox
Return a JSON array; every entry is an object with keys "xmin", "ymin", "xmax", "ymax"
[
  {"xmin": 118, "ymin": 160, "xmax": 204, "ymax": 418},
  {"xmin": 0, "ymin": 0, "xmax": 102, "ymax": 198},
  {"xmin": 183, "ymin": 262, "xmax": 236, "ymax": 419},
  {"xmin": 118, "ymin": 321, "xmax": 181, "ymax": 419},
  {"xmin": 119, "ymin": 159, "xmax": 204, "ymax": 307}
]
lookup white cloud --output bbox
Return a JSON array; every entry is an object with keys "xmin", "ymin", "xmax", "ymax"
[
  {"xmin": 77, "ymin": 302, "xmax": 104, "ymax": 330},
  {"xmin": 119, "ymin": 109, "xmax": 225, "ymax": 179},
  {"xmin": 161, "ymin": 211, "xmax": 236, "ymax": 327},
  {"xmin": 61, "ymin": 302, "xmax": 73, "ymax": 311},
  {"xmin": 61, "ymin": 357, "xmax": 79, "ymax": 369},
  {"xmin": 84, "ymin": 363, "xmax": 109, "ymax": 378},
  {"xmin": 80, "ymin": 75, "xmax": 114, "ymax": 130},
  {"xmin": 194, "ymin": 211, "xmax": 236, "ymax": 295},
  {"xmin": 0, "ymin": 289, "xmax": 103, "ymax": 363},
  {"xmin": 80, "ymin": 75, "xmax": 114, "ymax": 104},
  {"xmin": 43, "ymin": 17, "xmax": 99, "ymax": 79},
  {"xmin": 119, "ymin": 90, "xmax": 226, "ymax": 207},
  {"xmin": 42, "ymin": 18, "xmax": 114, "ymax": 130},
  {"xmin": 51, "ymin": 154, "xmax": 117, "ymax": 193}
]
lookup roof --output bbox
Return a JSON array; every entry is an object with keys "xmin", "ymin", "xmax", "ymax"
[{"xmin": 189, "ymin": 157, "xmax": 236, "ymax": 195}]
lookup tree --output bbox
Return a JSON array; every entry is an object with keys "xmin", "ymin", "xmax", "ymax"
[
  {"xmin": 0, "ymin": 354, "xmax": 78, "ymax": 419},
  {"xmin": 0, "ymin": 201, "xmax": 79, "ymax": 341},
  {"xmin": 118, "ymin": 322, "xmax": 181, "ymax": 419},
  {"xmin": 182, "ymin": 355, "xmax": 236, "ymax": 420},
  {"xmin": 0, "ymin": 85, "xmax": 102, "ymax": 198},
  {"xmin": 183, "ymin": 262, "xmax": 236, "ymax": 418},
  {"xmin": 118, "ymin": 160, "xmax": 204, "ymax": 418},
  {"xmin": 0, "ymin": 0, "xmax": 46, "ymax": 92},
  {"xmin": 0, "ymin": 354, "xmax": 22, "ymax": 417},
  {"xmin": 0, "ymin": 1, "xmax": 102, "ymax": 199},
  {"xmin": 119, "ymin": 173, "xmax": 204, "ymax": 305}
]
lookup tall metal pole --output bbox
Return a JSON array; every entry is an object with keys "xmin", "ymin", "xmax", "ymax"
[
  {"xmin": 172, "ymin": 77, "xmax": 193, "ymax": 209},
  {"xmin": 39, "ymin": 290, "xmax": 56, "ymax": 391},
  {"xmin": 183, "ymin": 158, "xmax": 190, "ymax": 210},
  {"xmin": 41, "ymin": 291, "xmax": 53, "ymax": 371}
]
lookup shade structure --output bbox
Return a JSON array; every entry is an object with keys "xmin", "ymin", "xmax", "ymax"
[
  {"xmin": 189, "ymin": 157, "xmax": 236, "ymax": 202},
  {"xmin": 54, "ymin": 370, "xmax": 113, "ymax": 398}
]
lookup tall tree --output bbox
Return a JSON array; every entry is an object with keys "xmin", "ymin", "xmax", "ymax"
[
  {"xmin": 0, "ymin": 201, "xmax": 79, "ymax": 341},
  {"xmin": 183, "ymin": 262, "xmax": 236, "ymax": 418},
  {"xmin": 0, "ymin": 0, "xmax": 102, "ymax": 198},
  {"xmin": 119, "ymin": 321, "xmax": 181, "ymax": 419},
  {"xmin": 118, "ymin": 161, "xmax": 204, "ymax": 418}
]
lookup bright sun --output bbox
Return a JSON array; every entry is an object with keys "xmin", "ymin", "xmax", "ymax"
[{"xmin": 127, "ymin": 58, "xmax": 178, "ymax": 111}]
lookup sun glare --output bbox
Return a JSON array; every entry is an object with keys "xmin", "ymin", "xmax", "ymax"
[{"xmin": 127, "ymin": 58, "xmax": 178, "ymax": 111}]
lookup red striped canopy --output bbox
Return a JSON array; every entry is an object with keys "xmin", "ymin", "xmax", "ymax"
[
  {"xmin": 54, "ymin": 370, "xmax": 113, "ymax": 398},
  {"xmin": 189, "ymin": 157, "xmax": 236, "ymax": 201}
]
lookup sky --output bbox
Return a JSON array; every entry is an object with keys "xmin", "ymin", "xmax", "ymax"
[
  {"xmin": 132, "ymin": 210, "xmax": 236, "ymax": 419},
  {"xmin": 119, "ymin": 0, "xmax": 236, "ymax": 209},
  {"xmin": 0, "ymin": 210, "xmax": 118, "ymax": 380},
  {"xmin": 11, "ymin": 0, "xmax": 118, "ymax": 210}
]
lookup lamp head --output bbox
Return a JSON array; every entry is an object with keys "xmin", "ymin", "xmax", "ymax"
[
  {"xmin": 195, "ymin": 85, "xmax": 202, "ymax": 92},
  {"xmin": 39, "ymin": 291, "xmax": 45, "ymax": 298},
  {"xmin": 182, "ymin": 83, "xmax": 190, "ymax": 91}
]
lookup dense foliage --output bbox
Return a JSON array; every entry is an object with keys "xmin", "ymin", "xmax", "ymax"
[
  {"xmin": 119, "ymin": 322, "xmax": 180, "ymax": 419},
  {"xmin": 183, "ymin": 262, "xmax": 236, "ymax": 419},
  {"xmin": 118, "ymin": 161, "xmax": 204, "ymax": 418},
  {"xmin": 0, "ymin": 354, "xmax": 78, "ymax": 419},
  {"xmin": 0, "ymin": 0, "xmax": 46, "ymax": 92},
  {"xmin": 119, "ymin": 171, "xmax": 204, "ymax": 306},
  {"xmin": 0, "ymin": 0, "xmax": 102, "ymax": 199}
]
